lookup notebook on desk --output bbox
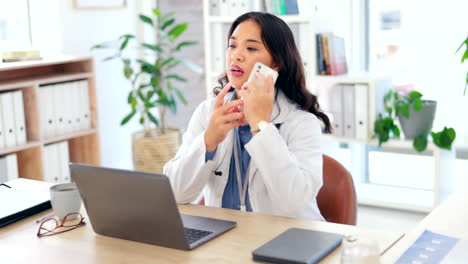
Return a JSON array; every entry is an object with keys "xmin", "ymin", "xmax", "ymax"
[
  {"xmin": 252, "ymin": 228, "xmax": 343, "ymax": 264},
  {"xmin": 0, "ymin": 179, "xmax": 53, "ymax": 227}
]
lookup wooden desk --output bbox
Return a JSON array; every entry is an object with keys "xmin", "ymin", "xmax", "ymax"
[
  {"xmin": 382, "ymin": 183, "xmax": 468, "ymax": 262},
  {"xmin": 1, "ymin": 205, "xmax": 402, "ymax": 264}
]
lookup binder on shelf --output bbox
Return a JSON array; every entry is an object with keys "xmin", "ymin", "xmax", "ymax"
[
  {"xmin": 354, "ymin": 84, "xmax": 369, "ymax": 141},
  {"xmin": 298, "ymin": 23, "xmax": 312, "ymax": 71},
  {"xmin": 1, "ymin": 92, "xmax": 17, "ymax": 148},
  {"xmin": 0, "ymin": 154, "xmax": 19, "ymax": 182},
  {"xmin": 12, "ymin": 90, "xmax": 27, "ymax": 146},
  {"xmin": 329, "ymin": 84, "xmax": 344, "ymax": 137},
  {"xmin": 63, "ymin": 82, "xmax": 75, "ymax": 134},
  {"xmin": 251, "ymin": 0, "xmax": 263, "ymax": 11},
  {"xmin": 209, "ymin": 0, "xmax": 220, "ymax": 16},
  {"xmin": 58, "ymin": 141, "xmax": 70, "ymax": 183},
  {"xmin": 53, "ymin": 83, "xmax": 66, "ymax": 135},
  {"xmin": 0, "ymin": 104, "xmax": 5, "ymax": 149},
  {"xmin": 0, "ymin": 156, "xmax": 8, "ymax": 183},
  {"xmin": 43, "ymin": 143, "xmax": 60, "ymax": 183},
  {"xmin": 39, "ymin": 86, "xmax": 57, "ymax": 139},
  {"xmin": 342, "ymin": 84, "xmax": 355, "ymax": 138},
  {"xmin": 79, "ymin": 80, "xmax": 92, "ymax": 130},
  {"xmin": 211, "ymin": 23, "xmax": 224, "ymax": 73},
  {"xmin": 219, "ymin": 0, "xmax": 229, "ymax": 16},
  {"xmin": 71, "ymin": 81, "xmax": 81, "ymax": 132},
  {"xmin": 5, "ymin": 153, "xmax": 19, "ymax": 181}
]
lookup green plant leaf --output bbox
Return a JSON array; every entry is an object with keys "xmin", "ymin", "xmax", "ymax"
[
  {"xmin": 174, "ymin": 88, "xmax": 188, "ymax": 104},
  {"xmin": 130, "ymin": 96, "xmax": 137, "ymax": 110},
  {"xmin": 142, "ymin": 43, "xmax": 163, "ymax": 52},
  {"xmin": 168, "ymin": 95, "xmax": 177, "ymax": 113},
  {"xmin": 120, "ymin": 38, "xmax": 130, "ymax": 51},
  {"xmin": 384, "ymin": 90, "xmax": 394, "ymax": 104},
  {"xmin": 127, "ymin": 91, "xmax": 134, "ymax": 104},
  {"xmin": 139, "ymin": 14, "xmax": 153, "ymax": 26},
  {"xmin": 102, "ymin": 55, "xmax": 118, "ymax": 62},
  {"xmin": 123, "ymin": 64, "xmax": 133, "ymax": 79},
  {"xmin": 152, "ymin": 9, "xmax": 161, "ymax": 17},
  {"xmin": 147, "ymin": 111, "xmax": 159, "ymax": 126},
  {"xmin": 166, "ymin": 74, "xmax": 187, "ymax": 82},
  {"xmin": 431, "ymin": 127, "xmax": 457, "ymax": 151},
  {"xmin": 90, "ymin": 43, "xmax": 109, "ymax": 50},
  {"xmin": 456, "ymin": 38, "xmax": 468, "ymax": 63},
  {"xmin": 145, "ymin": 102, "xmax": 155, "ymax": 108},
  {"xmin": 161, "ymin": 57, "xmax": 175, "ymax": 67},
  {"xmin": 166, "ymin": 59, "xmax": 182, "ymax": 70},
  {"xmin": 413, "ymin": 134, "xmax": 428, "ymax": 152},
  {"xmin": 413, "ymin": 99, "xmax": 423, "ymax": 112},
  {"xmin": 119, "ymin": 34, "xmax": 135, "ymax": 40},
  {"xmin": 150, "ymin": 77, "xmax": 159, "ymax": 88},
  {"xmin": 168, "ymin": 23, "xmax": 188, "ymax": 42},
  {"xmin": 137, "ymin": 90, "xmax": 146, "ymax": 102},
  {"xmin": 174, "ymin": 41, "xmax": 198, "ymax": 51},
  {"xmin": 392, "ymin": 124, "xmax": 400, "ymax": 137},
  {"xmin": 408, "ymin": 91, "xmax": 423, "ymax": 101},
  {"xmin": 139, "ymin": 117, "xmax": 145, "ymax": 124},
  {"xmin": 446, "ymin": 127, "xmax": 456, "ymax": 141},
  {"xmin": 147, "ymin": 90, "xmax": 155, "ymax": 101},
  {"xmin": 159, "ymin": 12, "xmax": 175, "ymax": 24},
  {"xmin": 385, "ymin": 106, "xmax": 393, "ymax": 116},
  {"xmin": 161, "ymin": 18, "xmax": 175, "ymax": 31},
  {"xmin": 121, "ymin": 110, "xmax": 136, "ymax": 125},
  {"xmin": 398, "ymin": 104, "xmax": 410, "ymax": 119}
]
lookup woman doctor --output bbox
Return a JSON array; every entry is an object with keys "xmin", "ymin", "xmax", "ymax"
[{"xmin": 163, "ymin": 12, "xmax": 331, "ymax": 220}]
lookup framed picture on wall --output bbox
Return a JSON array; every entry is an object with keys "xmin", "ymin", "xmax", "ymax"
[{"xmin": 73, "ymin": 0, "xmax": 127, "ymax": 9}]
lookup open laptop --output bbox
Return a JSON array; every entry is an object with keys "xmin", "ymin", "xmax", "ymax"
[{"xmin": 70, "ymin": 163, "xmax": 236, "ymax": 250}]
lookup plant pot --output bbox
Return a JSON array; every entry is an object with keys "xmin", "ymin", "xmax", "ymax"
[
  {"xmin": 132, "ymin": 128, "xmax": 180, "ymax": 173},
  {"xmin": 398, "ymin": 100, "xmax": 437, "ymax": 139}
]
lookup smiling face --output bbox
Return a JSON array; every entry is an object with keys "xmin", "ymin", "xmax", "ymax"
[{"xmin": 226, "ymin": 19, "xmax": 278, "ymax": 90}]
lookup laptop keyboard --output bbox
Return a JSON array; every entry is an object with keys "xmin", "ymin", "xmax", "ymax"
[{"xmin": 184, "ymin": 227, "xmax": 213, "ymax": 244}]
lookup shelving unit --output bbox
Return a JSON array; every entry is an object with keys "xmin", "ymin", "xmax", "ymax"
[
  {"xmin": 315, "ymin": 72, "xmax": 459, "ymax": 212},
  {"xmin": 0, "ymin": 56, "xmax": 100, "ymax": 182}
]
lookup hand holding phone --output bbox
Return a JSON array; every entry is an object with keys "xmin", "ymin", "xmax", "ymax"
[{"xmin": 239, "ymin": 62, "xmax": 277, "ymax": 127}]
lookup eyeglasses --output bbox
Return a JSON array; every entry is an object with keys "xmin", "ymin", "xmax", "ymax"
[{"xmin": 37, "ymin": 212, "xmax": 86, "ymax": 237}]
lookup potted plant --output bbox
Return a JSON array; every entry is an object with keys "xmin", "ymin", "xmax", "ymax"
[
  {"xmin": 374, "ymin": 90, "xmax": 456, "ymax": 152},
  {"xmin": 91, "ymin": 9, "xmax": 198, "ymax": 172},
  {"xmin": 456, "ymin": 36, "xmax": 468, "ymax": 95}
]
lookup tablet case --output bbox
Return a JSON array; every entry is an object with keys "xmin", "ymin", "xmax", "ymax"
[{"xmin": 252, "ymin": 228, "xmax": 343, "ymax": 264}]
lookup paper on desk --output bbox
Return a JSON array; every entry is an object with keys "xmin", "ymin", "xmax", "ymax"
[
  {"xmin": 395, "ymin": 230, "xmax": 468, "ymax": 264},
  {"xmin": 0, "ymin": 178, "xmax": 52, "ymax": 219}
]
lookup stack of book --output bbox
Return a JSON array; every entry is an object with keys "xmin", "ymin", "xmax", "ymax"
[
  {"xmin": 0, "ymin": 49, "xmax": 42, "ymax": 63},
  {"xmin": 316, "ymin": 33, "xmax": 348, "ymax": 75}
]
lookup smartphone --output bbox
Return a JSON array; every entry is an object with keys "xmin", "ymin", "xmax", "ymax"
[
  {"xmin": 238, "ymin": 62, "xmax": 279, "ymax": 112},
  {"xmin": 247, "ymin": 62, "xmax": 279, "ymax": 86}
]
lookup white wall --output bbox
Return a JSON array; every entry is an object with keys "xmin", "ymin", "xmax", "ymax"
[{"xmin": 29, "ymin": 0, "xmax": 152, "ymax": 169}]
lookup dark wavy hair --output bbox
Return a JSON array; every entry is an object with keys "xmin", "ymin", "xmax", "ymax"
[{"xmin": 214, "ymin": 12, "xmax": 331, "ymax": 133}]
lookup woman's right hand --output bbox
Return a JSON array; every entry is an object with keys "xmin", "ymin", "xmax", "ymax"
[{"xmin": 204, "ymin": 83, "xmax": 245, "ymax": 152}]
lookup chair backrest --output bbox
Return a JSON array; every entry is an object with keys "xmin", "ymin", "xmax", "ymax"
[{"xmin": 317, "ymin": 154, "xmax": 357, "ymax": 225}]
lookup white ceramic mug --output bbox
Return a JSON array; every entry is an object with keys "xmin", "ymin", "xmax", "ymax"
[{"xmin": 50, "ymin": 183, "xmax": 82, "ymax": 220}]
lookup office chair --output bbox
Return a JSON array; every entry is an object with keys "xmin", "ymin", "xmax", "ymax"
[
  {"xmin": 317, "ymin": 154, "xmax": 357, "ymax": 225},
  {"xmin": 198, "ymin": 154, "xmax": 357, "ymax": 225}
]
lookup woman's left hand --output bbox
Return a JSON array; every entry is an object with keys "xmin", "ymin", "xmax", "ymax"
[{"xmin": 238, "ymin": 73, "xmax": 274, "ymax": 128}]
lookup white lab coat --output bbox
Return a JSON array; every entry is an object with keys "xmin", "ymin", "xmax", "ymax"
[{"xmin": 163, "ymin": 90, "xmax": 325, "ymax": 220}]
